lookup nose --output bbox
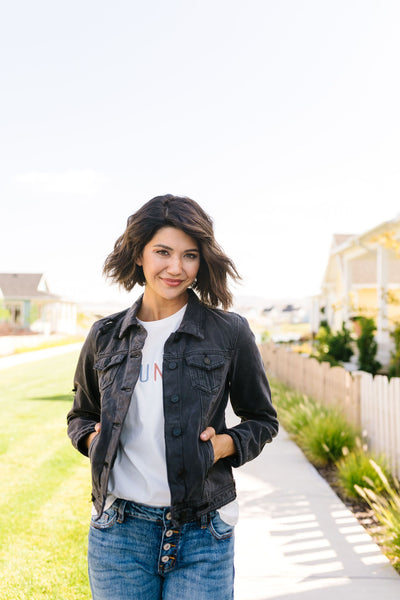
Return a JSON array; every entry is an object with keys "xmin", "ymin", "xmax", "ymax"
[{"xmin": 167, "ymin": 255, "xmax": 183, "ymax": 275}]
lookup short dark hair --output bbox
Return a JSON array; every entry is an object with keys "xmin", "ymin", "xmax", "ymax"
[{"xmin": 103, "ymin": 194, "xmax": 240, "ymax": 309}]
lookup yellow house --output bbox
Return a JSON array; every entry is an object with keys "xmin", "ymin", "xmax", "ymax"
[{"xmin": 317, "ymin": 216, "xmax": 400, "ymax": 364}]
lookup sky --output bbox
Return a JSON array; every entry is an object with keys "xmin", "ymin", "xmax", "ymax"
[{"xmin": 1, "ymin": 1, "xmax": 400, "ymax": 307}]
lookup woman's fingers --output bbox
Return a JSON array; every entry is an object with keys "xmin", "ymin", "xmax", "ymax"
[{"xmin": 200, "ymin": 426, "xmax": 216, "ymax": 441}]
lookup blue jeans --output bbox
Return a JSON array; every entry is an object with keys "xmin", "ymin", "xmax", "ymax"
[{"xmin": 88, "ymin": 499, "xmax": 235, "ymax": 600}]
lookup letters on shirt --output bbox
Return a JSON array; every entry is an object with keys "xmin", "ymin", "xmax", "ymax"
[{"xmin": 139, "ymin": 362, "xmax": 163, "ymax": 383}]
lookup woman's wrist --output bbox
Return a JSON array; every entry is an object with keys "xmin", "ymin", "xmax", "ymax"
[
  {"xmin": 213, "ymin": 433, "xmax": 236, "ymax": 462},
  {"xmin": 86, "ymin": 430, "xmax": 98, "ymax": 450}
]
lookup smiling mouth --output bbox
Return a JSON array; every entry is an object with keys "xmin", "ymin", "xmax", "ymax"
[{"xmin": 162, "ymin": 278, "xmax": 184, "ymax": 287}]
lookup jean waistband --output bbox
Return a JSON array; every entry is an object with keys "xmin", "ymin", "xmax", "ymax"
[{"xmin": 112, "ymin": 498, "xmax": 211, "ymax": 528}]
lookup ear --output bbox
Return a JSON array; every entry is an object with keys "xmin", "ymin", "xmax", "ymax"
[{"xmin": 136, "ymin": 255, "xmax": 143, "ymax": 267}]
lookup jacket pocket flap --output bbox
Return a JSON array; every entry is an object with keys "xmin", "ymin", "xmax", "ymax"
[
  {"xmin": 94, "ymin": 353, "xmax": 126, "ymax": 372},
  {"xmin": 185, "ymin": 354, "xmax": 225, "ymax": 371}
]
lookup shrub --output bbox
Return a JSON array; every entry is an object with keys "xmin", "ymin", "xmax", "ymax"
[
  {"xmin": 270, "ymin": 383, "xmax": 305, "ymax": 414},
  {"xmin": 314, "ymin": 322, "xmax": 354, "ymax": 366},
  {"xmin": 298, "ymin": 411, "xmax": 357, "ymax": 466},
  {"xmin": 271, "ymin": 388, "xmax": 327, "ymax": 438},
  {"xmin": 314, "ymin": 321, "xmax": 331, "ymax": 357},
  {"xmin": 355, "ymin": 462, "xmax": 400, "ymax": 569},
  {"xmin": 355, "ymin": 316, "xmax": 381, "ymax": 374},
  {"xmin": 328, "ymin": 323, "xmax": 354, "ymax": 362},
  {"xmin": 388, "ymin": 323, "xmax": 400, "ymax": 378},
  {"xmin": 283, "ymin": 398, "xmax": 330, "ymax": 439},
  {"xmin": 336, "ymin": 449, "xmax": 391, "ymax": 499}
]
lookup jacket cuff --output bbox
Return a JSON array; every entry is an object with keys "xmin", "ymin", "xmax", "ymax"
[
  {"xmin": 75, "ymin": 424, "xmax": 97, "ymax": 457},
  {"xmin": 223, "ymin": 429, "xmax": 244, "ymax": 468}
]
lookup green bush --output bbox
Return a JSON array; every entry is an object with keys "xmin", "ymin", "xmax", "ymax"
[
  {"xmin": 355, "ymin": 316, "xmax": 381, "ymax": 374},
  {"xmin": 271, "ymin": 387, "xmax": 325, "ymax": 438},
  {"xmin": 298, "ymin": 411, "xmax": 357, "ymax": 466},
  {"xmin": 389, "ymin": 323, "xmax": 400, "ymax": 378},
  {"xmin": 355, "ymin": 462, "xmax": 400, "ymax": 569},
  {"xmin": 269, "ymin": 383, "xmax": 304, "ymax": 413},
  {"xmin": 336, "ymin": 449, "xmax": 391, "ymax": 498},
  {"xmin": 283, "ymin": 397, "xmax": 329, "ymax": 439},
  {"xmin": 314, "ymin": 322, "xmax": 354, "ymax": 366},
  {"xmin": 328, "ymin": 323, "xmax": 354, "ymax": 362}
]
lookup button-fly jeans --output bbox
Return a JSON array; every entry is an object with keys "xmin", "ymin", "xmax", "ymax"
[{"xmin": 88, "ymin": 499, "xmax": 235, "ymax": 600}]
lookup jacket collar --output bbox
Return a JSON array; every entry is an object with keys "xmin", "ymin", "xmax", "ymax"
[{"xmin": 118, "ymin": 289, "xmax": 205, "ymax": 340}]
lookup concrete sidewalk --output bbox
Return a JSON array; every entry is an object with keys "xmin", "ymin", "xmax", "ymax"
[
  {"xmin": 0, "ymin": 342, "xmax": 83, "ymax": 370},
  {"xmin": 234, "ymin": 427, "xmax": 400, "ymax": 600}
]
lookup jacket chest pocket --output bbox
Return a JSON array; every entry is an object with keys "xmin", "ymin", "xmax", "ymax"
[
  {"xmin": 94, "ymin": 353, "xmax": 127, "ymax": 391},
  {"xmin": 185, "ymin": 354, "xmax": 226, "ymax": 394}
]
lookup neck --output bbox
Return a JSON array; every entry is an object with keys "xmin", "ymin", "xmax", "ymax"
[{"xmin": 137, "ymin": 290, "xmax": 188, "ymax": 321}]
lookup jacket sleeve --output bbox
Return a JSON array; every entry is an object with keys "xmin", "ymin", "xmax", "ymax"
[
  {"xmin": 67, "ymin": 324, "xmax": 100, "ymax": 457},
  {"xmin": 225, "ymin": 315, "xmax": 278, "ymax": 468}
]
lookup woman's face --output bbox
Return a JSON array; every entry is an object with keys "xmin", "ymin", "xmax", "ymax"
[{"xmin": 136, "ymin": 226, "xmax": 200, "ymax": 307}]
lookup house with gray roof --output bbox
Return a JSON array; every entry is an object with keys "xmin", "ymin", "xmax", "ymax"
[{"xmin": 0, "ymin": 273, "xmax": 77, "ymax": 334}]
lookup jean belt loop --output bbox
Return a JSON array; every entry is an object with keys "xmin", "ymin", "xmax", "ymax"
[
  {"xmin": 200, "ymin": 513, "xmax": 208, "ymax": 529},
  {"xmin": 117, "ymin": 499, "xmax": 127, "ymax": 523}
]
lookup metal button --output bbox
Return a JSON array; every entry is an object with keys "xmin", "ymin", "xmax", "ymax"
[
  {"xmin": 204, "ymin": 356, "xmax": 211, "ymax": 365},
  {"xmin": 161, "ymin": 556, "xmax": 169, "ymax": 563},
  {"xmin": 166, "ymin": 512, "xmax": 172, "ymax": 520},
  {"xmin": 172, "ymin": 427, "xmax": 182, "ymax": 437},
  {"xmin": 165, "ymin": 530, "xmax": 173, "ymax": 538},
  {"xmin": 169, "ymin": 361, "xmax": 177, "ymax": 369},
  {"xmin": 163, "ymin": 543, "xmax": 171, "ymax": 551},
  {"xmin": 171, "ymin": 395, "xmax": 179, "ymax": 403}
]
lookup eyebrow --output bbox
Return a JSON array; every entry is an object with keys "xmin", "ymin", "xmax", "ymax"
[{"xmin": 152, "ymin": 244, "xmax": 199, "ymax": 252}]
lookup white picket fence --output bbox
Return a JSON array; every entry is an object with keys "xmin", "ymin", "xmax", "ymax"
[
  {"xmin": 360, "ymin": 373, "xmax": 400, "ymax": 478},
  {"xmin": 260, "ymin": 343, "xmax": 400, "ymax": 479}
]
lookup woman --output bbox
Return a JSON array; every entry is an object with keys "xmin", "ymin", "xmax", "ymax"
[{"xmin": 67, "ymin": 194, "xmax": 278, "ymax": 600}]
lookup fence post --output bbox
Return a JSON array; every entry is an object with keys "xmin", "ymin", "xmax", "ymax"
[{"xmin": 349, "ymin": 371, "xmax": 362, "ymax": 429}]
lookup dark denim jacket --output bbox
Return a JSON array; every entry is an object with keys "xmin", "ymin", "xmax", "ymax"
[{"xmin": 67, "ymin": 290, "xmax": 278, "ymax": 524}]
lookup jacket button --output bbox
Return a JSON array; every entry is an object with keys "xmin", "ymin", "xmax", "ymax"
[
  {"xmin": 171, "ymin": 395, "xmax": 179, "ymax": 403},
  {"xmin": 169, "ymin": 361, "xmax": 177, "ymax": 370},
  {"xmin": 172, "ymin": 427, "xmax": 182, "ymax": 437},
  {"xmin": 204, "ymin": 356, "xmax": 211, "ymax": 365}
]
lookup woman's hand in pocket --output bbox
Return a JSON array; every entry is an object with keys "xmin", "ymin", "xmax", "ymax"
[
  {"xmin": 200, "ymin": 427, "xmax": 236, "ymax": 463},
  {"xmin": 86, "ymin": 422, "xmax": 101, "ymax": 451}
]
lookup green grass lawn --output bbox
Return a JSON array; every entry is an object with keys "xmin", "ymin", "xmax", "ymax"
[{"xmin": 0, "ymin": 351, "xmax": 92, "ymax": 599}]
